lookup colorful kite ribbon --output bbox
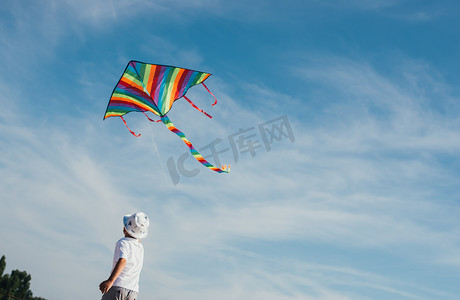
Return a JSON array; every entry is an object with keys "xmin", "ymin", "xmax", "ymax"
[
  {"xmin": 121, "ymin": 103, "xmax": 229, "ymax": 173},
  {"xmin": 160, "ymin": 115, "xmax": 230, "ymax": 173}
]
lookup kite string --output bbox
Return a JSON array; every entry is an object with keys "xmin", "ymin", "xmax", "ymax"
[
  {"xmin": 183, "ymin": 95, "xmax": 212, "ymax": 119},
  {"xmin": 120, "ymin": 116, "xmax": 141, "ymax": 137},
  {"xmin": 201, "ymin": 82, "xmax": 218, "ymax": 106}
]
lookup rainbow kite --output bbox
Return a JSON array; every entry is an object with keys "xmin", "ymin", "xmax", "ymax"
[{"xmin": 104, "ymin": 60, "xmax": 229, "ymax": 173}]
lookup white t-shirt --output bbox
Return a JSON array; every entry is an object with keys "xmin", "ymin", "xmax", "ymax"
[{"xmin": 112, "ymin": 237, "xmax": 144, "ymax": 292}]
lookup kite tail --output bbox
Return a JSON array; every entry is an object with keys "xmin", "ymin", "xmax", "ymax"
[
  {"xmin": 160, "ymin": 115, "xmax": 230, "ymax": 173},
  {"xmin": 120, "ymin": 116, "xmax": 141, "ymax": 137},
  {"xmin": 143, "ymin": 112, "xmax": 162, "ymax": 123},
  {"xmin": 183, "ymin": 96, "xmax": 212, "ymax": 118},
  {"xmin": 202, "ymin": 82, "xmax": 218, "ymax": 106}
]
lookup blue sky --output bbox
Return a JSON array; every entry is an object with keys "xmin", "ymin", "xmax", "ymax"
[{"xmin": 1, "ymin": 1, "xmax": 460, "ymax": 299}]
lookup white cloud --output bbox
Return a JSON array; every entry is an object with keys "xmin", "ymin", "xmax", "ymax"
[{"xmin": 2, "ymin": 51, "xmax": 460, "ymax": 299}]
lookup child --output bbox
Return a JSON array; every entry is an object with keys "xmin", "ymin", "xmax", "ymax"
[{"xmin": 99, "ymin": 212, "xmax": 150, "ymax": 300}]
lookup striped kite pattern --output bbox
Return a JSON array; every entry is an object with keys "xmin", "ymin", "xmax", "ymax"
[
  {"xmin": 104, "ymin": 60, "xmax": 229, "ymax": 173},
  {"xmin": 104, "ymin": 61, "xmax": 211, "ymax": 118}
]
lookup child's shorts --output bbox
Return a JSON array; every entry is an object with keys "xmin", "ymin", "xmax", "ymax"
[{"xmin": 101, "ymin": 286, "xmax": 139, "ymax": 300}]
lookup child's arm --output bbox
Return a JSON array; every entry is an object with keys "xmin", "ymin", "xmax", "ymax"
[{"xmin": 99, "ymin": 258, "xmax": 127, "ymax": 294}]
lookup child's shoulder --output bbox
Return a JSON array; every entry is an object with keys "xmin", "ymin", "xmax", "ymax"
[{"xmin": 116, "ymin": 237, "xmax": 141, "ymax": 245}]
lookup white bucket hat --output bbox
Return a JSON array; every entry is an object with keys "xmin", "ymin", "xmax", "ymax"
[{"xmin": 123, "ymin": 212, "xmax": 150, "ymax": 239}]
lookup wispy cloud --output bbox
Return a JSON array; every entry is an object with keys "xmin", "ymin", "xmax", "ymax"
[
  {"xmin": 2, "ymin": 49, "xmax": 459, "ymax": 298},
  {"xmin": 129, "ymin": 54, "xmax": 460, "ymax": 299}
]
